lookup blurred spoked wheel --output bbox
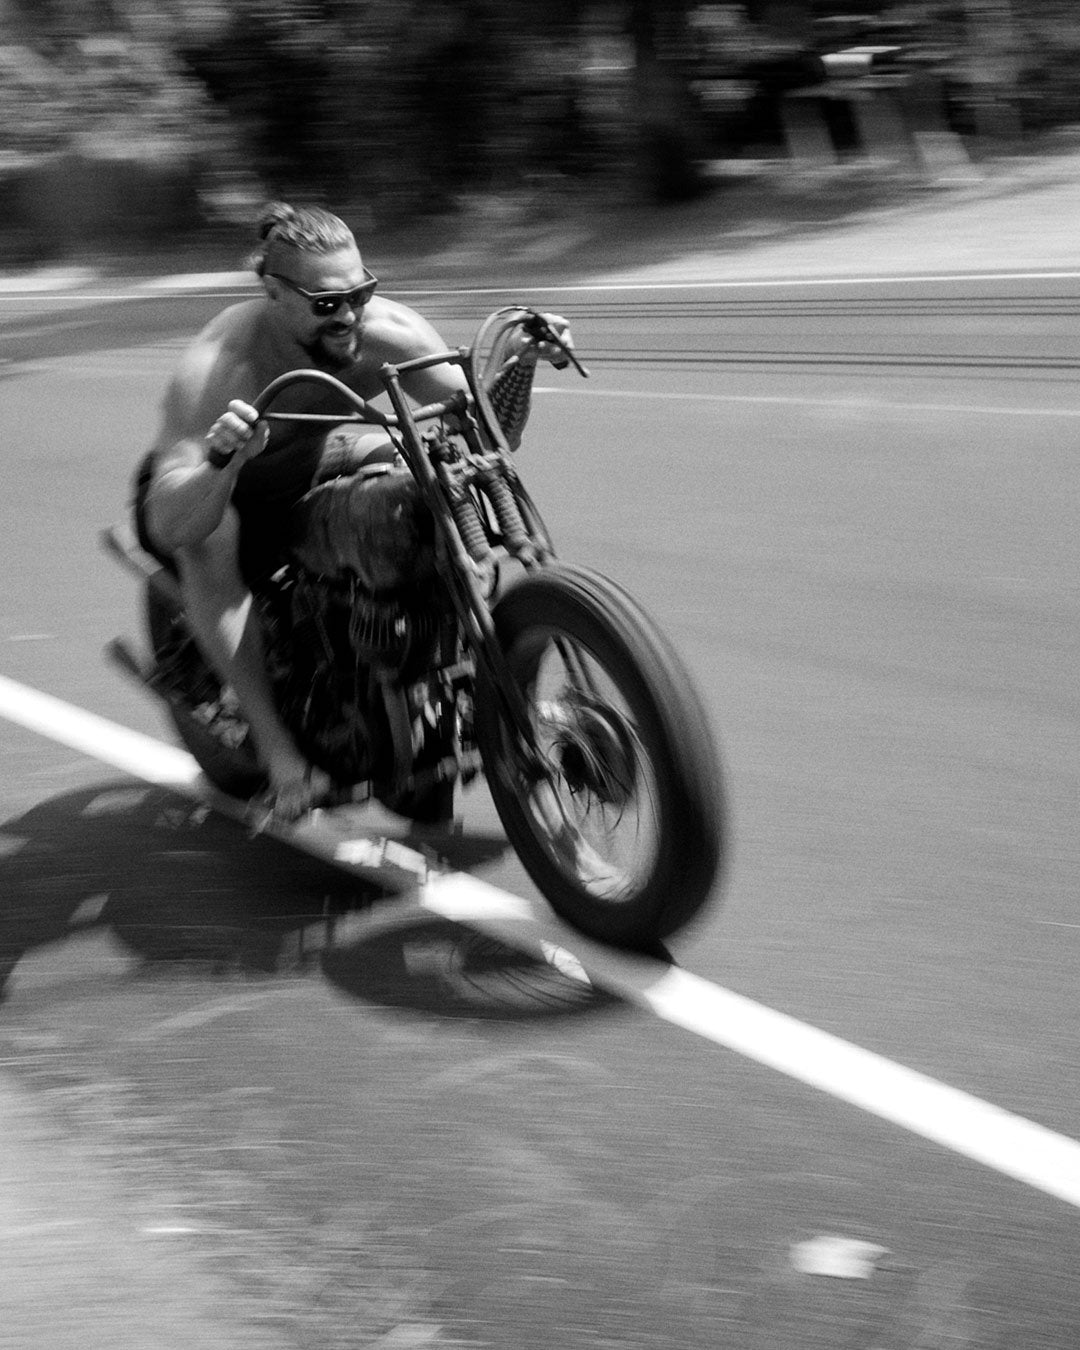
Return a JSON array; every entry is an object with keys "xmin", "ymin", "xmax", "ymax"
[{"xmin": 475, "ymin": 564, "xmax": 725, "ymax": 951}]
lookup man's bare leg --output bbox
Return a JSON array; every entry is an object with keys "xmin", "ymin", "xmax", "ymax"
[{"xmin": 175, "ymin": 508, "xmax": 331, "ymax": 820}]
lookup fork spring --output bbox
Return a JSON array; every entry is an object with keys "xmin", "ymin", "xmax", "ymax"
[
  {"xmin": 485, "ymin": 476, "xmax": 529, "ymax": 551},
  {"xmin": 452, "ymin": 493, "xmax": 492, "ymax": 561}
]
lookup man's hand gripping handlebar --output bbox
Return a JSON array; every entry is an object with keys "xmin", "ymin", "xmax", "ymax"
[
  {"xmin": 204, "ymin": 399, "xmax": 269, "ymax": 470},
  {"xmin": 521, "ymin": 311, "xmax": 588, "ymax": 376}
]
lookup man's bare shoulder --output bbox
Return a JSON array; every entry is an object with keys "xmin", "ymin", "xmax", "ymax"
[
  {"xmin": 355, "ymin": 296, "xmax": 467, "ymax": 401},
  {"xmin": 362, "ymin": 296, "xmax": 454, "ymax": 362},
  {"xmin": 174, "ymin": 300, "xmax": 266, "ymax": 391}
]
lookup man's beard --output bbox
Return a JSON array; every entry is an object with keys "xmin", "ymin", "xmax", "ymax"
[{"xmin": 303, "ymin": 317, "xmax": 361, "ymax": 370}]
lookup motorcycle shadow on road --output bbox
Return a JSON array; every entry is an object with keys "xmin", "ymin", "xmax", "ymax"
[
  {"xmin": 0, "ymin": 780, "xmax": 618, "ymax": 1021},
  {"xmin": 321, "ymin": 914, "xmax": 620, "ymax": 1020}
]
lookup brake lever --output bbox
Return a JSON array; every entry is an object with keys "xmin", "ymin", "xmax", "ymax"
[{"xmin": 524, "ymin": 314, "xmax": 590, "ymax": 379}]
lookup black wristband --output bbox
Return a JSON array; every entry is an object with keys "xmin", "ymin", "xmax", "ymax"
[{"xmin": 206, "ymin": 442, "xmax": 237, "ymax": 470}]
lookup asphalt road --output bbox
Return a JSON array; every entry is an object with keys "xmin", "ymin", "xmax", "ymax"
[{"xmin": 1, "ymin": 275, "xmax": 1078, "ymax": 1349}]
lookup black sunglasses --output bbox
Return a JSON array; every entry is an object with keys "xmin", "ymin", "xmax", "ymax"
[{"xmin": 268, "ymin": 266, "xmax": 378, "ymax": 317}]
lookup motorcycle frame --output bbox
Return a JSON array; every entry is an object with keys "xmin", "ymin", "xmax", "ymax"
[{"xmin": 252, "ymin": 329, "xmax": 560, "ymax": 767}]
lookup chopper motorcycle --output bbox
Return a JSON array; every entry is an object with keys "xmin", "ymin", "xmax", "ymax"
[{"xmin": 104, "ymin": 306, "xmax": 725, "ymax": 952}]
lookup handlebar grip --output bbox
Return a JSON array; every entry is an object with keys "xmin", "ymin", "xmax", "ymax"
[{"xmin": 523, "ymin": 313, "xmax": 588, "ymax": 378}]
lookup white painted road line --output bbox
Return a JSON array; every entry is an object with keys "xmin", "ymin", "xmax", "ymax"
[
  {"xmin": 5, "ymin": 268, "xmax": 1080, "ymax": 300},
  {"xmin": 419, "ymin": 872, "xmax": 1080, "ymax": 1213},
  {"xmin": 0, "ymin": 675, "xmax": 199, "ymax": 789},
  {"xmin": 641, "ymin": 965, "xmax": 1080, "ymax": 1211},
  {"xmin": 397, "ymin": 270, "xmax": 1080, "ymax": 295},
  {"xmin": 533, "ymin": 385, "xmax": 1080, "ymax": 419},
  {"xmin": 3, "ymin": 673, "xmax": 1080, "ymax": 1212},
  {"xmin": 0, "ymin": 674, "xmax": 431, "ymax": 892}
]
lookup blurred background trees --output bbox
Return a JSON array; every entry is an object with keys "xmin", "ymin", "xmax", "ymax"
[{"xmin": 1, "ymin": 0, "xmax": 1079, "ymax": 256}]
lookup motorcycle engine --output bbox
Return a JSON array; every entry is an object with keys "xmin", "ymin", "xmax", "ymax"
[
  {"xmin": 260, "ymin": 566, "xmax": 450, "ymax": 787},
  {"xmin": 256, "ymin": 445, "xmax": 455, "ymax": 789}
]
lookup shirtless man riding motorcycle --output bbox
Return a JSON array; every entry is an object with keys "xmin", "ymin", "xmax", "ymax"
[{"xmin": 135, "ymin": 202, "xmax": 570, "ymax": 820}]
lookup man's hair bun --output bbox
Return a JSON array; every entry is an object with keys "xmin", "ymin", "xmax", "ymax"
[
  {"xmin": 256, "ymin": 202, "xmax": 297, "ymax": 242},
  {"xmin": 249, "ymin": 201, "xmax": 355, "ymax": 277}
]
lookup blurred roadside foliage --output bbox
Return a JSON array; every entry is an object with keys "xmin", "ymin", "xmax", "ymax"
[
  {"xmin": 2, "ymin": 0, "xmax": 1080, "ymax": 244},
  {"xmin": 0, "ymin": 0, "xmax": 634, "ymax": 232}
]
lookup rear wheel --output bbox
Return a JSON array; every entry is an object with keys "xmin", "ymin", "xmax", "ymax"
[{"xmin": 475, "ymin": 564, "xmax": 725, "ymax": 950}]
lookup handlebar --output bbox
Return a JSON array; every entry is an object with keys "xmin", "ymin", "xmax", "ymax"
[
  {"xmin": 252, "ymin": 369, "xmax": 397, "ymax": 426},
  {"xmin": 522, "ymin": 311, "xmax": 590, "ymax": 377},
  {"xmin": 470, "ymin": 306, "xmax": 590, "ymax": 380},
  {"xmin": 249, "ymin": 306, "xmax": 588, "ymax": 435},
  {"xmin": 251, "ymin": 367, "xmax": 472, "ymax": 439}
]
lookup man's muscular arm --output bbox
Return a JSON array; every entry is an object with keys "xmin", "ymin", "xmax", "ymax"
[
  {"xmin": 483, "ymin": 311, "xmax": 573, "ymax": 450},
  {"xmin": 142, "ymin": 341, "xmax": 266, "ymax": 555},
  {"xmin": 486, "ymin": 349, "xmax": 539, "ymax": 451},
  {"xmin": 363, "ymin": 301, "xmax": 470, "ymax": 406}
]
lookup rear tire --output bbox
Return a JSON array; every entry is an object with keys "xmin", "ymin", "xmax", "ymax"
[{"xmin": 474, "ymin": 564, "xmax": 725, "ymax": 950}]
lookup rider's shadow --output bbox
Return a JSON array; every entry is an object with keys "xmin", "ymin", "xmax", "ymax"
[
  {"xmin": 0, "ymin": 782, "xmax": 375, "ymax": 988},
  {"xmin": 0, "ymin": 782, "xmax": 617, "ymax": 1020}
]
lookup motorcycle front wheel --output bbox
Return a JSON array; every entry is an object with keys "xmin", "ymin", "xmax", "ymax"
[{"xmin": 474, "ymin": 564, "xmax": 725, "ymax": 951}]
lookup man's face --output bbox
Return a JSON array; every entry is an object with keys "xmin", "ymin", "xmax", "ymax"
[{"xmin": 266, "ymin": 242, "xmax": 373, "ymax": 369}]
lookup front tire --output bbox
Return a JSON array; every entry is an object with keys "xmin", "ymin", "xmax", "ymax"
[{"xmin": 474, "ymin": 564, "xmax": 725, "ymax": 950}]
